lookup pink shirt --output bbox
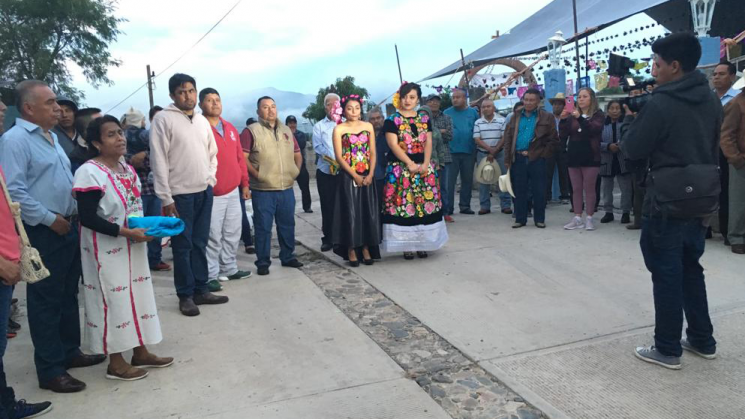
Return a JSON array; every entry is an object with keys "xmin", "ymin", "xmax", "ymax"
[{"xmin": 0, "ymin": 168, "xmax": 21, "ymax": 262}]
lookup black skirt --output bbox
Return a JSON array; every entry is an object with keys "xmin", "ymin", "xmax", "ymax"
[{"xmin": 332, "ymin": 171, "xmax": 382, "ymax": 260}]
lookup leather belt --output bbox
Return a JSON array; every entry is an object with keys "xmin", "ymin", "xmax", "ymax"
[
  {"xmin": 517, "ymin": 151, "xmax": 529, "ymax": 156},
  {"xmin": 63, "ymin": 215, "xmax": 79, "ymax": 224}
]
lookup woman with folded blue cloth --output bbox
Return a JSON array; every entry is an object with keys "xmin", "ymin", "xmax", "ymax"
[{"xmin": 72, "ymin": 115, "xmax": 173, "ymax": 381}]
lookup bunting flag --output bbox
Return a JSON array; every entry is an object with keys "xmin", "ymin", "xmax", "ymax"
[
  {"xmin": 578, "ymin": 77, "xmax": 591, "ymax": 88},
  {"xmin": 508, "ymin": 87, "xmax": 517, "ymax": 95},
  {"xmin": 517, "ymin": 86, "xmax": 529, "ymax": 99},
  {"xmin": 633, "ymin": 61, "xmax": 649, "ymax": 70},
  {"xmin": 594, "ymin": 72, "xmax": 609, "ymax": 91}
]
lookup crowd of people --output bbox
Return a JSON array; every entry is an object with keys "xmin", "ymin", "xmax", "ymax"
[{"xmin": 0, "ymin": 31, "xmax": 743, "ymax": 417}]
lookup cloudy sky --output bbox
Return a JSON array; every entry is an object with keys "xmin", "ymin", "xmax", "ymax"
[{"xmin": 71, "ymin": 0, "xmax": 660, "ymax": 127}]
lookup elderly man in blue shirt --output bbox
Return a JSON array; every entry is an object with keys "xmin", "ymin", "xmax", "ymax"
[
  {"xmin": 444, "ymin": 88, "xmax": 479, "ymax": 216},
  {"xmin": 312, "ymin": 93, "xmax": 341, "ymax": 252},
  {"xmin": 0, "ymin": 80, "xmax": 106, "ymax": 394}
]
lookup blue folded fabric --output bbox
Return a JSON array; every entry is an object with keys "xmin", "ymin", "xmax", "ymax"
[{"xmin": 128, "ymin": 216, "xmax": 185, "ymax": 238}]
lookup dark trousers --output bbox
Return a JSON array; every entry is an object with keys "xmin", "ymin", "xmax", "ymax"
[
  {"xmin": 296, "ymin": 164, "xmax": 312, "ymax": 211},
  {"xmin": 375, "ymin": 178, "xmax": 386, "ymax": 213},
  {"xmin": 719, "ymin": 150, "xmax": 729, "ymax": 239},
  {"xmin": 511, "ymin": 155, "xmax": 547, "ymax": 224},
  {"xmin": 24, "ymin": 224, "xmax": 82, "ymax": 384},
  {"xmin": 239, "ymin": 197, "xmax": 253, "ymax": 247},
  {"xmin": 446, "ymin": 152, "xmax": 475, "ymax": 214},
  {"xmin": 316, "ymin": 170, "xmax": 339, "ymax": 244},
  {"xmin": 1, "ymin": 282, "xmax": 16, "ymax": 417},
  {"xmin": 640, "ymin": 216, "xmax": 716, "ymax": 357},
  {"xmin": 251, "ymin": 189, "xmax": 296, "ymax": 268},
  {"xmin": 546, "ymin": 151, "xmax": 570, "ymax": 200},
  {"xmin": 172, "ymin": 187, "xmax": 213, "ymax": 298},
  {"xmin": 631, "ymin": 171, "xmax": 647, "ymax": 226},
  {"xmin": 141, "ymin": 194, "xmax": 164, "ymax": 266}
]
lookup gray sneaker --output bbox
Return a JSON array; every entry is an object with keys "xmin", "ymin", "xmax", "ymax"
[
  {"xmin": 634, "ymin": 346, "xmax": 681, "ymax": 370},
  {"xmin": 681, "ymin": 339, "xmax": 717, "ymax": 360},
  {"xmin": 585, "ymin": 216, "xmax": 596, "ymax": 231},
  {"xmin": 564, "ymin": 216, "xmax": 584, "ymax": 230}
]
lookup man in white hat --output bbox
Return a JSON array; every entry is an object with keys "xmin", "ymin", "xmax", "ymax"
[{"xmin": 473, "ymin": 98, "xmax": 509, "ymax": 215}]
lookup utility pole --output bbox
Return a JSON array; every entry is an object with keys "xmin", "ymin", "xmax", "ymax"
[
  {"xmin": 572, "ymin": 0, "xmax": 581, "ymax": 90},
  {"xmin": 460, "ymin": 49, "xmax": 470, "ymax": 103},
  {"xmin": 395, "ymin": 45, "xmax": 403, "ymax": 85},
  {"xmin": 146, "ymin": 65, "xmax": 154, "ymax": 110}
]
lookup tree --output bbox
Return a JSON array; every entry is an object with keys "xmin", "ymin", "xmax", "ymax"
[
  {"xmin": 0, "ymin": 0, "xmax": 124, "ymax": 103},
  {"xmin": 303, "ymin": 76, "xmax": 370, "ymax": 123}
]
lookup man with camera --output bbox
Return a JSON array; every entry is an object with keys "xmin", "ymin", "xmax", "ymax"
[{"xmin": 620, "ymin": 33, "xmax": 722, "ymax": 370}]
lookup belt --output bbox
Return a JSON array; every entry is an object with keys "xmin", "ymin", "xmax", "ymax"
[
  {"xmin": 517, "ymin": 151, "xmax": 529, "ymax": 156},
  {"xmin": 63, "ymin": 215, "xmax": 79, "ymax": 224}
]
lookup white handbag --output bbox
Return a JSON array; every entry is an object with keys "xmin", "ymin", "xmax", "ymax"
[{"xmin": 0, "ymin": 173, "xmax": 50, "ymax": 283}]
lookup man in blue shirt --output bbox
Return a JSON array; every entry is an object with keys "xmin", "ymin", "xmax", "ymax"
[
  {"xmin": 444, "ymin": 89, "xmax": 479, "ymax": 215},
  {"xmin": 312, "ymin": 93, "xmax": 341, "ymax": 252},
  {"xmin": 0, "ymin": 80, "xmax": 106, "ymax": 393}
]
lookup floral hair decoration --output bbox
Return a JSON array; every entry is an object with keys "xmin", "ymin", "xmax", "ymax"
[
  {"xmin": 392, "ymin": 81, "xmax": 409, "ymax": 110},
  {"xmin": 334, "ymin": 94, "xmax": 364, "ymax": 125}
]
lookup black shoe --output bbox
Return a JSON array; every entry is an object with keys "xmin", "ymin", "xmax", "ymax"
[
  {"xmin": 600, "ymin": 213, "xmax": 614, "ymax": 223},
  {"xmin": 621, "ymin": 213, "xmax": 631, "ymax": 224},
  {"xmin": 194, "ymin": 292, "xmax": 229, "ymax": 305},
  {"xmin": 179, "ymin": 297, "xmax": 200, "ymax": 317},
  {"xmin": 39, "ymin": 374, "xmax": 86, "ymax": 393},
  {"xmin": 13, "ymin": 399, "xmax": 53, "ymax": 418},
  {"xmin": 403, "ymin": 252, "xmax": 415, "ymax": 260},
  {"xmin": 363, "ymin": 259, "xmax": 374, "ymax": 266},
  {"xmin": 460, "ymin": 209, "xmax": 475, "ymax": 215},
  {"xmin": 416, "ymin": 251, "xmax": 428, "ymax": 258},
  {"xmin": 281, "ymin": 259, "xmax": 304, "ymax": 268},
  {"xmin": 257, "ymin": 266, "xmax": 270, "ymax": 276},
  {"xmin": 706, "ymin": 227, "xmax": 713, "ymax": 239},
  {"xmin": 66, "ymin": 354, "xmax": 107, "ymax": 369},
  {"xmin": 304, "ymin": 209, "xmax": 314, "ymax": 213},
  {"xmin": 348, "ymin": 260, "xmax": 360, "ymax": 267},
  {"xmin": 244, "ymin": 246, "xmax": 256, "ymax": 255},
  {"xmin": 8, "ymin": 318, "xmax": 21, "ymax": 332},
  {"xmin": 724, "ymin": 237, "xmax": 731, "ymax": 246},
  {"xmin": 320, "ymin": 243, "xmax": 333, "ymax": 252}
]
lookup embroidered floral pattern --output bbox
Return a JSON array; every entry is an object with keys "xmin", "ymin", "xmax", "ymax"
[
  {"xmin": 133, "ymin": 276, "xmax": 151, "ymax": 283},
  {"xmin": 341, "ymin": 131, "xmax": 371, "ymax": 174},
  {"xmin": 106, "ymin": 247, "xmax": 123, "ymax": 255},
  {"xmin": 83, "ymin": 283, "xmax": 96, "ymax": 291},
  {"xmin": 140, "ymin": 313, "xmax": 157, "ymax": 320},
  {"xmin": 86, "ymin": 321, "xmax": 99, "ymax": 328},
  {"xmin": 115, "ymin": 321, "xmax": 131, "ymax": 329},
  {"xmin": 392, "ymin": 111, "xmax": 429, "ymax": 155},
  {"xmin": 110, "ymin": 286, "xmax": 128, "ymax": 293}
]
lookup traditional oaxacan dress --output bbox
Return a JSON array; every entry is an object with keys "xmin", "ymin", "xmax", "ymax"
[
  {"xmin": 73, "ymin": 160, "xmax": 162, "ymax": 355},
  {"xmin": 331, "ymin": 130, "xmax": 382, "ymax": 260},
  {"xmin": 381, "ymin": 110, "xmax": 448, "ymax": 252}
]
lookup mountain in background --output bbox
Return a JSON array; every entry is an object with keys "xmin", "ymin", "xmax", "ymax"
[{"xmin": 222, "ymin": 87, "xmax": 316, "ymax": 131}]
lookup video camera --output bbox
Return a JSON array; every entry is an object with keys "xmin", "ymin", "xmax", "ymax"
[{"xmin": 608, "ymin": 53, "xmax": 655, "ymax": 113}]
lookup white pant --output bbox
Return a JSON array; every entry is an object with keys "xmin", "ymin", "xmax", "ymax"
[{"xmin": 207, "ymin": 187, "xmax": 242, "ymax": 279}]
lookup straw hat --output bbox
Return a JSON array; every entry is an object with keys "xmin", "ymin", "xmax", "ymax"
[
  {"xmin": 734, "ymin": 76, "xmax": 745, "ymax": 91},
  {"xmin": 498, "ymin": 170, "xmax": 515, "ymax": 198},
  {"xmin": 548, "ymin": 92, "xmax": 566, "ymax": 104},
  {"xmin": 475, "ymin": 156, "xmax": 501, "ymax": 185}
]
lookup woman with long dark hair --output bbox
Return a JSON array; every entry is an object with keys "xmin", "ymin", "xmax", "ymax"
[
  {"xmin": 560, "ymin": 87, "xmax": 605, "ymax": 231},
  {"xmin": 381, "ymin": 83, "xmax": 448, "ymax": 259},
  {"xmin": 331, "ymin": 95, "xmax": 381, "ymax": 266},
  {"xmin": 73, "ymin": 115, "xmax": 173, "ymax": 381}
]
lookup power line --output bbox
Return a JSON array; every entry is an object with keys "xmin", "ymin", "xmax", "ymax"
[{"xmin": 104, "ymin": 0, "xmax": 243, "ymax": 114}]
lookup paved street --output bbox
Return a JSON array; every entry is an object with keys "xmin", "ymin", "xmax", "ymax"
[{"xmin": 5, "ymin": 179, "xmax": 744, "ymax": 419}]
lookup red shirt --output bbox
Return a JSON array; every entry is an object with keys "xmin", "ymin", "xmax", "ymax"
[
  {"xmin": 211, "ymin": 118, "xmax": 249, "ymax": 197},
  {"xmin": 0, "ymin": 168, "xmax": 21, "ymax": 263}
]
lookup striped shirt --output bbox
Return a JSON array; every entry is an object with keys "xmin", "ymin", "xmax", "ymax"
[{"xmin": 473, "ymin": 114, "xmax": 506, "ymax": 151}]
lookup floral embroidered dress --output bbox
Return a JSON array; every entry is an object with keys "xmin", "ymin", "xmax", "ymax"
[
  {"xmin": 381, "ymin": 110, "xmax": 448, "ymax": 252},
  {"xmin": 73, "ymin": 160, "xmax": 162, "ymax": 355},
  {"xmin": 331, "ymin": 130, "xmax": 381, "ymax": 260}
]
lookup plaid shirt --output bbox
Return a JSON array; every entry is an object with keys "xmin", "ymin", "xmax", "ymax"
[{"xmin": 431, "ymin": 111, "xmax": 453, "ymax": 164}]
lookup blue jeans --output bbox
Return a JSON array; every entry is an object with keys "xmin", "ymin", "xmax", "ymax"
[
  {"xmin": 446, "ymin": 153, "xmax": 475, "ymax": 214},
  {"xmin": 477, "ymin": 151, "xmax": 511, "ymax": 211},
  {"xmin": 251, "ymin": 189, "xmax": 296, "ymax": 268},
  {"xmin": 511, "ymin": 155, "xmax": 547, "ymax": 224},
  {"xmin": 24, "ymin": 223, "xmax": 82, "ymax": 384},
  {"xmin": 640, "ymin": 216, "xmax": 716, "ymax": 357},
  {"xmin": 172, "ymin": 187, "xmax": 213, "ymax": 298},
  {"xmin": 141, "ymin": 194, "xmax": 164, "ymax": 267},
  {"xmin": 1, "ymin": 282, "xmax": 15, "ymax": 417},
  {"xmin": 439, "ymin": 165, "xmax": 450, "ymax": 216},
  {"xmin": 239, "ymin": 197, "xmax": 253, "ymax": 247}
]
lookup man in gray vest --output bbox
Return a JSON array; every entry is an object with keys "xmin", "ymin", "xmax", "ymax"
[{"xmin": 243, "ymin": 96, "xmax": 304, "ymax": 276}]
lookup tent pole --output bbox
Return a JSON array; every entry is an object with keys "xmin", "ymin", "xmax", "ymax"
[
  {"xmin": 572, "ymin": 0, "xmax": 581, "ymax": 90},
  {"xmin": 460, "ymin": 49, "xmax": 471, "ymax": 103},
  {"xmin": 395, "ymin": 44, "xmax": 403, "ymax": 84}
]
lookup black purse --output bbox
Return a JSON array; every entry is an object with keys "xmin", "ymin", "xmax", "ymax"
[{"xmin": 649, "ymin": 164, "xmax": 721, "ymax": 218}]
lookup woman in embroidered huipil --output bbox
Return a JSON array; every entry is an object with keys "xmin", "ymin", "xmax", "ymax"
[
  {"xmin": 73, "ymin": 115, "xmax": 173, "ymax": 381},
  {"xmin": 331, "ymin": 95, "xmax": 381, "ymax": 266},
  {"xmin": 381, "ymin": 83, "xmax": 448, "ymax": 259}
]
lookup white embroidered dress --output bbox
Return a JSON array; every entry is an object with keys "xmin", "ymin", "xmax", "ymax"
[{"xmin": 73, "ymin": 160, "xmax": 162, "ymax": 355}]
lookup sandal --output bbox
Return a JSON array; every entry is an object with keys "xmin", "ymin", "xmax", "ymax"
[
  {"xmin": 131, "ymin": 354, "xmax": 175, "ymax": 369},
  {"xmin": 403, "ymin": 252, "xmax": 415, "ymax": 260},
  {"xmin": 106, "ymin": 365, "xmax": 149, "ymax": 381}
]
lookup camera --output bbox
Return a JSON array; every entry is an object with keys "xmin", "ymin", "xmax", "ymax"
[{"xmin": 608, "ymin": 53, "xmax": 655, "ymax": 113}]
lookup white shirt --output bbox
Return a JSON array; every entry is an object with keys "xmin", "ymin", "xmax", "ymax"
[
  {"xmin": 312, "ymin": 117, "xmax": 337, "ymax": 175},
  {"xmin": 473, "ymin": 114, "xmax": 506, "ymax": 151},
  {"xmin": 720, "ymin": 87, "xmax": 740, "ymax": 107}
]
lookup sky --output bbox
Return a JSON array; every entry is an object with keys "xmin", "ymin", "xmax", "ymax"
[{"xmin": 71, "ymin": 0, "xmax": 663, "ymax": 127}]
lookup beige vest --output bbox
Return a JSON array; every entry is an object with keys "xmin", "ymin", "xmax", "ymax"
[{"xmin": 248, "ymin": 121, "xmax": 299, "ymax": 191}]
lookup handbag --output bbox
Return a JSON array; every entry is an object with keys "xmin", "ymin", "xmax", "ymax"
[
  {"xmin": 0, "ymin": 172, "xmax": 50, "ymax": 283},
  {"xmin": 648, "ymin": 164, "xmax": 721, "ymax": 219}
]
